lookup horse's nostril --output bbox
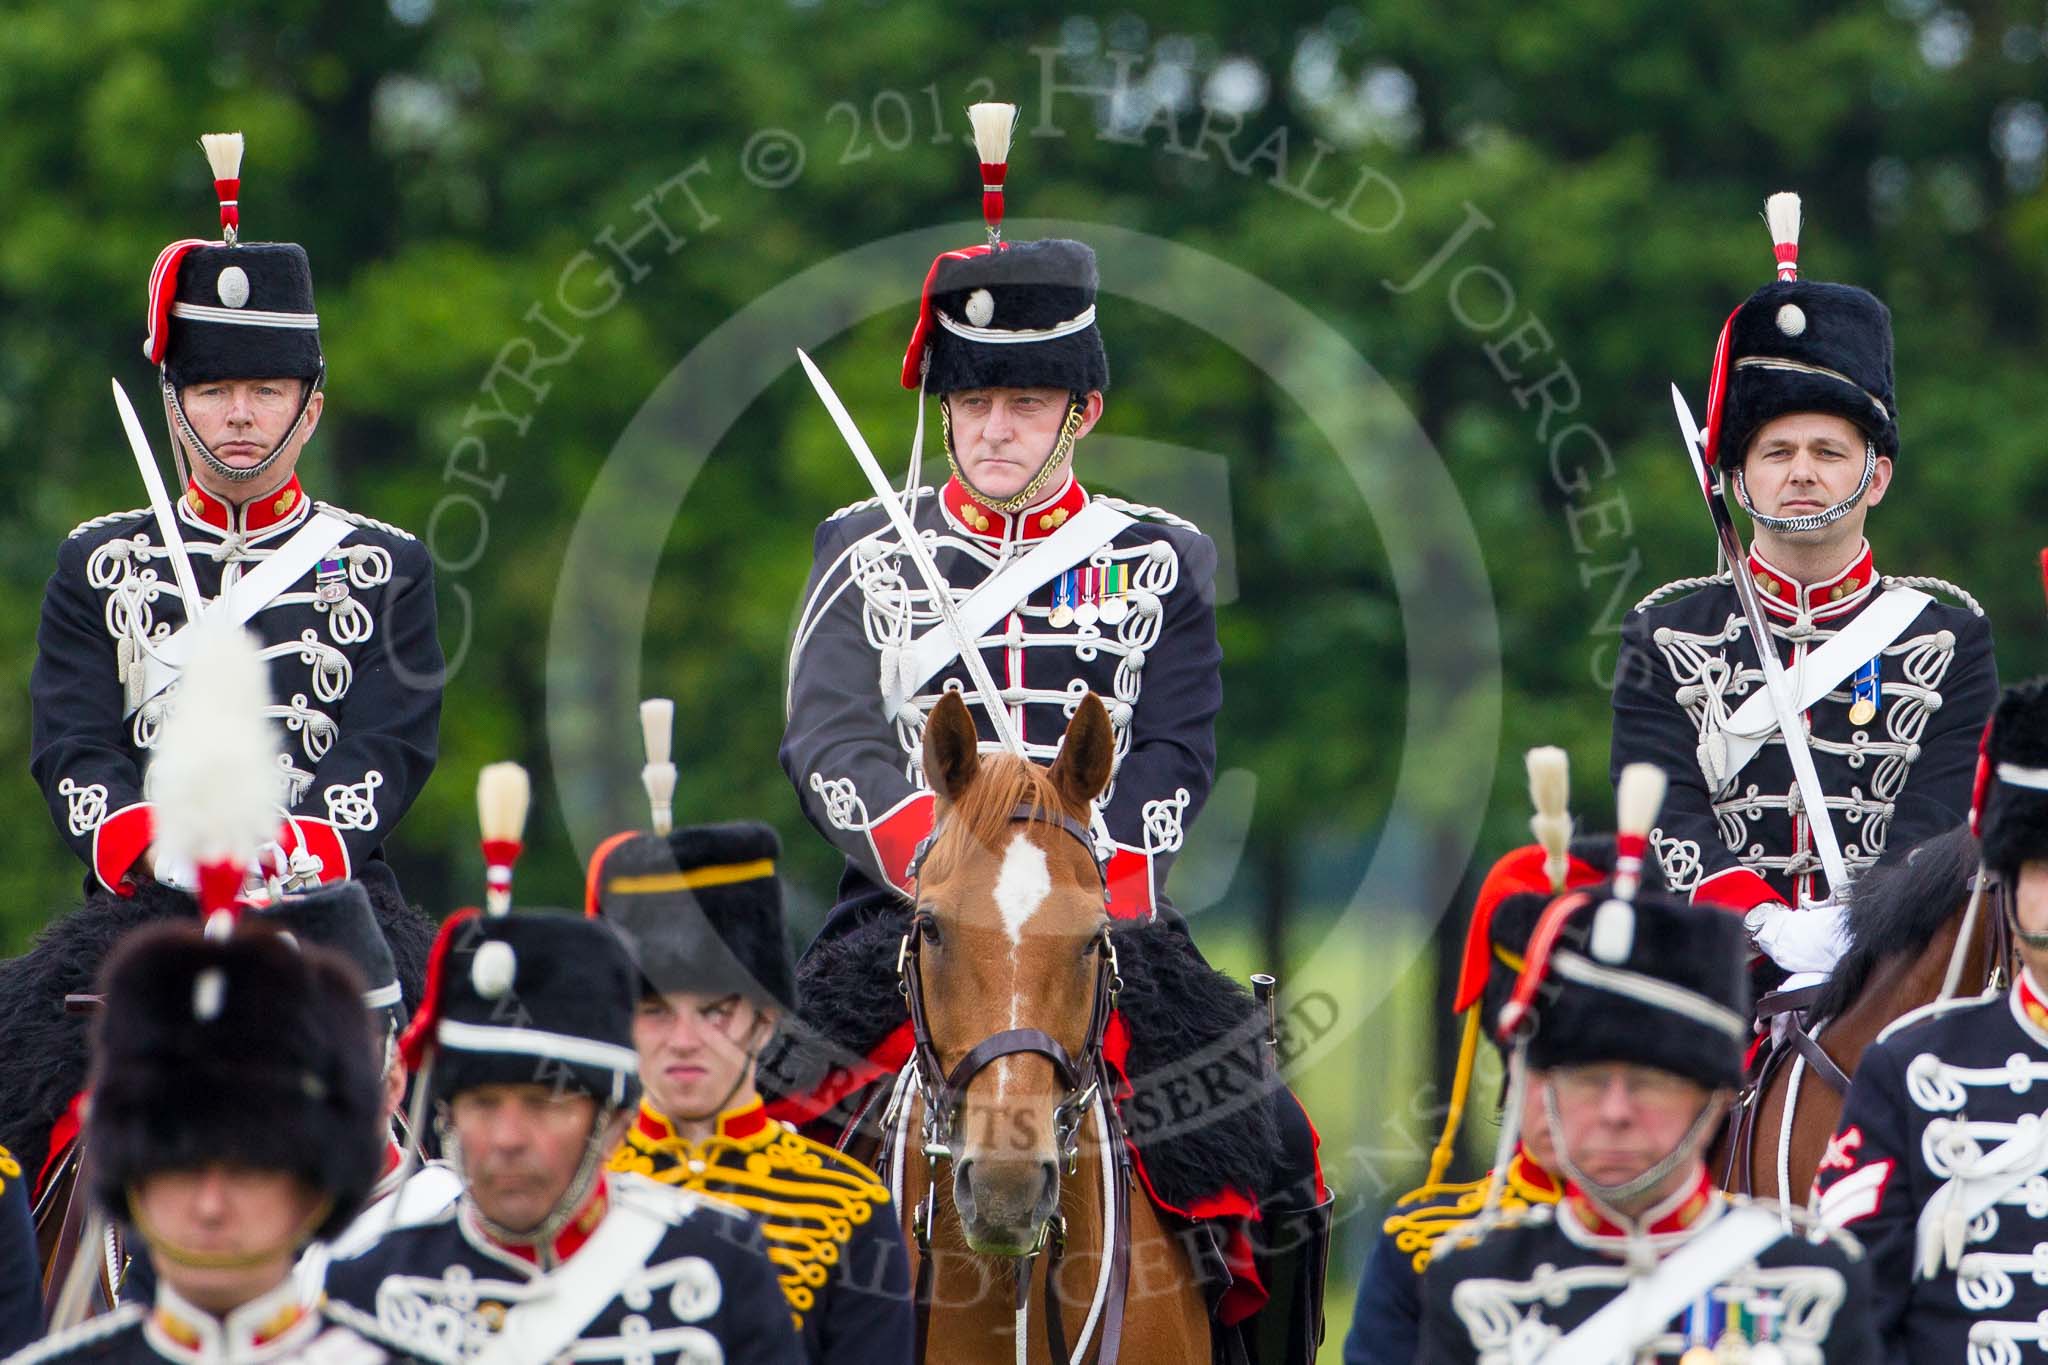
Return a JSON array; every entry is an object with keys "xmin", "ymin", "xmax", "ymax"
[{"xmin": 1036, "ymin": 1160, "xmax": 1060, "ymax": 1216}]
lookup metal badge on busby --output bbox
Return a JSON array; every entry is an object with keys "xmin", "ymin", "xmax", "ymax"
[
  {"xmin": 586, "ymin": 697, "xmax": 794, "ymax": 1009},
  {"xmin": 86, "ymin": 921, "xmax": 384, "ymax": 1243},
  {"xmin": 142, "ymin": 133, "xmax": 324, "ymax": 487},
  {"xmin": 1697, "ymin": 193, "xmax": 1897, "ymax": 534},
  {"xmin": 250, "ymin": 880, "xmax": 408, "ymax": 1044}
]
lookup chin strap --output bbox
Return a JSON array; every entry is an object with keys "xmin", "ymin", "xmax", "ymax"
[
  {"xmin": 127, "ymin": 1188, "xmax": 333, "ymax": 1271},
  {"xmin": 160, "ymin": 364, "xmax": 324, "ymax": 487},
  {"xmin": 1730, "ymin": 440, "xmax": 1877, "ymax": 534},
  {"xmin": 942, "ymin": 393, "xmax": 1085, "ymax": 515},
  {"xmin": 446, "ymin": 1105, "xmax": 622, "ymax": 1260},
  {"xmin": 1541, "ymin": 1082, "xmax": 1724, "ymax": 1210}
]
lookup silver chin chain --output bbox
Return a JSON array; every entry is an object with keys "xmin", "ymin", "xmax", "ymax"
[
  {"xmin": 441, "ymin": 1103, "xmax": 623, "ymax": 1256},
  {"xmin": 1541, "ymin": 1081, "xmax": 1725, "ymax": 1210},
  {"xmin": 1730, "ymin": 440, "xmax": 1877, "ymax": 534},
  {"xmin": 160, "ymin": 367, "xmax": 323, "ymax": 485}
]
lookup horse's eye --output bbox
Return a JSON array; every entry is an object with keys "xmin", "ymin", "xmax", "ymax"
[{"xmin": 918, "ymin": 914, "xmax": 942, "ymax": 945}]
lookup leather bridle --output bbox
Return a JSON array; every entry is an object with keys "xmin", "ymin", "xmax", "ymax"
[{"xmin": 896, "ymin": 802, "xmax": 1131, "ymax": 1364}]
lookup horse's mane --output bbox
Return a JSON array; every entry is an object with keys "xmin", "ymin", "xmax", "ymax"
[
  {"xmin": 919, "ymin": 753, "xmax": 1065, "ymax": 883},
  {"xmin": 1812, "ymin": 823, "xmax": 1979, "ymax": 1022}
]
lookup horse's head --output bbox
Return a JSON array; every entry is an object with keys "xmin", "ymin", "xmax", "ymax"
[{"xmin": 911, "ymin": 690, "xmax": 1117, "ymax": 1256}]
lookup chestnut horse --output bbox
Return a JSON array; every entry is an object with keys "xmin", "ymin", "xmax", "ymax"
[
  {"xmin": 886, "ymin": 690, "xmax": 1210, "ymax": 1364},
  {"xmin": 1716, "ymin": 825, "xmax": 2011, "ymax": 1205}
]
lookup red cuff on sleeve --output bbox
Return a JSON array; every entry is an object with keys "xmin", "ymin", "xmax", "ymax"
[
  {"xmin": 1105, "ymin": 846, "xmax": 1156, "ymax": 920},
  {"xmin": 870, "ymin": 792, "xmax": 936, "ymax": 894},
  {"xmin": 92, "ymin": 803, "xmax": 155, "ymax": 895},
  {"xmin": 280, "ymin": 817, "xmax": 352, "ymax": 885},
  {"xmin": 1693, "ymin": 866, "xmax": 1788, "ymax": 913}
]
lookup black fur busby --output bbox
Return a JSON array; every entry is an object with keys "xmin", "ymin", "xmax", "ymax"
[
  {"xmin": 1719, "ymin": 279, "xmax": 1896, "ymax": 466},
  {"xmin": 401, "ymin": 911, "xmax": 641, "ymax": 1111},
  {"xmin": 589, "ymin": 823, "xmax": 794, "ymax": 1010},
  {"xmin": 87, "ymin": 921, "xmax": 383, "ymax": 1241},
  {"xmin": 158, "ymin": 243, "xmax": 323, "ymax": 388},
  {"xmin": 1522, "ymin": 887, "xmax": 1749, "ymax": 1090},
  {"xmin": 0, "ymin": 869, "xmax": 432, "ymax": 1192},
  {"xmin": 1981, "ymin": 679, "xmax": 2048, "ymax": 880},
  {"xmin": 920, "ymin": 239, "xmax": 1109, "ymax": 396},
  {"xmin": 251, "ymin": 880, "xmax": 407, "ymax": 1040}
]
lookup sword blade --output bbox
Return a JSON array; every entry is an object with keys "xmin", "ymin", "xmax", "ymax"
[
  {"xmin": 794, "ymin": 349, "xmax": 1025, "ymax": 757},
  {"xmin": 1669, "ymin": 383, "xmax": 1850, "ymax": 898},
  {"xmin": 111, "ymin": 378, "xmax": 206, "ymax": 619}
]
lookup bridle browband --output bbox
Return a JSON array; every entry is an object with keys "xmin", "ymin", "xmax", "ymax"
[{"xmin": 896, "ymin": 801, "xmax": 1130, "ymax": 1365}]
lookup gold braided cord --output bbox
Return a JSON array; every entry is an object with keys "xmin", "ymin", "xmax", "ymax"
[
  {"xmin": 941, "ymin": 397, "xmax": 1085, "ymax": 515},
  {"xmin": 611, "ymin": 1121, "xmax": 890, "ymax": 1329},
  {"xmin": 1381, "ymin": 1154, "xmax": 1560, "ymax": 1275},
  {"xmin": 1419, "ymin": 1007, "xmax": 1482, "ymax": 1192}
]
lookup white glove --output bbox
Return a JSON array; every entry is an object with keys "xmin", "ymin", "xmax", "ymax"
[{"xmin": 1744, "ymin": 901, "xmax": 1850, "ymax": 976}]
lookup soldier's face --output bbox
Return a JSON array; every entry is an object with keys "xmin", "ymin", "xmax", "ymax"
[
  {"xmin": 1546, "ymin": 1063, "xmax": 1718, "ymax": 1200},
  {"xmin": 449, "ymin": 1085, "xmax": 603, "ymax": 1234},
  {"xmin": 946, "ymin": 387, "xmax": 1103, "ymax": 504},
  {"xmin": 130, "ymin": 1164, "xmax": 327, "ymax": 1313},
  {"xmin": 1740, "ymin": 412, "xmax": 1891, "ymax": 538},
  {"xmin": 631, "ymin": 991, "xmax": 773, "ymax": 1124},
  {"xmin": 2014, "ymin": 862, "xmax": 2048, "ymax": 971},
  {"xmin": 174, "ymin": 378, "xmax": 323, "ymax": 498}
]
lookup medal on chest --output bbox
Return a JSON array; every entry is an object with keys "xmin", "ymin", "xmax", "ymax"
[
  {"xmin": 1074, "ymin": 566, "xmax": 1100, "ymax": 628},
  {"xmin": 1848, "ymin": 656, "xmax": 1881, "ymax": 727},
  {"xmin": 1100, "ymin": 562, "xmax": 1129, "ymax": 624},
  {"xmin": 315, "ymin": 554, "xmax": 350, "ymax": 606},
  {"xmin": 1049, "ymin": 571, "xmax": 1075, "ymax": 629}
]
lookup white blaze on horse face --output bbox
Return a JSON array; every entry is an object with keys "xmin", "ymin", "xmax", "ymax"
[
  {"xmin": 993, "ymin": 831, "xmax": 1053, "ymax": 947},
  {"xmin": 991, "ymin": 831, "xmax": 1053, "ymax": 1111}
]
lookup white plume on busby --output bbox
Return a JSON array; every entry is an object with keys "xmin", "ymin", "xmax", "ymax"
[
  {"xmin": 1525, "ymin": 746, "xmax": 1572, "ymax": 893},
  {"xmin": 476, "ymin": 761, "xmax": 531, "ymax": 916},
  {"xmin": 639, "ymin": 697, "xmax": 677, "ymax": 836},
  {"xmin": 148, "ymin": 615, "xmax": 284, "ymax": 922}
]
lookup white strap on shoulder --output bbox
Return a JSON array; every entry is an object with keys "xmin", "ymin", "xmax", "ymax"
[
  {"xmin": 129, "ymin": 511, "xmax": 355, "ymax": 716},
  {"xmin": 1536, "ymin": 1204, "xmax": 1786, "ymax": 1364},
  {"xmin": 1713, "ymin": 585, "xmax": 1932, "ymax": 781},
  {"xmin": 895, "ymin": 499, "xmax": 1135, "ymax": 709},
  {"xmin": 470, "ymin": 1197, "xmax": 670, "ymax": 1365}
]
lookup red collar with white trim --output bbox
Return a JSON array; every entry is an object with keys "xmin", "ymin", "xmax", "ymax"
[
  {"xmin": 470, "ymin": 1173, "xmax": 610, "ymax": 1267},
  {"xmin": 181, "ymin": 475, "xmax": 309, "ymax": 535},
  {"xmin": 941, "ymin": 474, "xmax": 1088, "ymax": 543},
  {"xmin": 1564, "ymin": 1164, "xmax": 1717, "ymax": 1241},
  {"xmin": 1746, "ymin": 541, "xmax": 1876, "ymax": 622}
]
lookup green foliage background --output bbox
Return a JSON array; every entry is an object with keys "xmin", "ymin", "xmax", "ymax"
[{"xmin": 5, "ymin": 1, "xmax": 2044, "ymax": 1354}]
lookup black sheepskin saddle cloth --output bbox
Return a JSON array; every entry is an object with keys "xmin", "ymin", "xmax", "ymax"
[
  {"xmin": 761, "ymin": 910, "xmax": 1284, "ymax": 1219},
  {"xmin": 0, "ymin": 863, "xmax": 437, "ymax": 1195}
]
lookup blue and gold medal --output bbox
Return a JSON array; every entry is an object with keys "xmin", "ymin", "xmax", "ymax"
[{"xmin": 1849, "ymin": 656, "xmax": 1880, "ymax": 728}]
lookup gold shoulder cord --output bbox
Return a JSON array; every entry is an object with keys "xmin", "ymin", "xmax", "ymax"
[
  {"xmin": 1381, "ymin": 1157, "xmax": 1559, "ymax": 1275},
  {"xmin": 942, "ymin": 396, "xmax": 1086, "ymax": 515}
]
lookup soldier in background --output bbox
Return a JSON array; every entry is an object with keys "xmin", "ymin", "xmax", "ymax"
[
  {"xmin": 30, "ymin": 131, "xmax": 439, "ymax": 903},
  {"xmin": 591, "ymin": 819, "xmax": 913, "ymax": 1363}
]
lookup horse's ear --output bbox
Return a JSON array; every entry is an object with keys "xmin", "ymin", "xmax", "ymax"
[
  {"xmin": 1049, "ymin": 693, "xmax": 1115, "ymax": 812},
  {"xmin": 923, "ymin": 691, "xmax": 981, "ymax": 802}
]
